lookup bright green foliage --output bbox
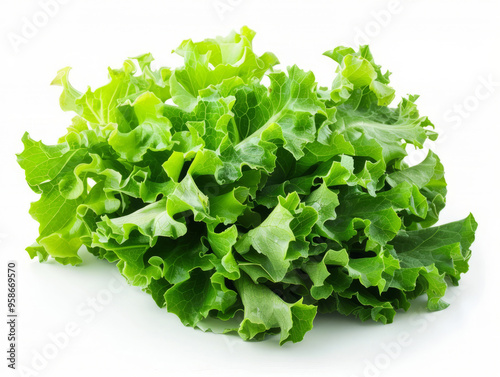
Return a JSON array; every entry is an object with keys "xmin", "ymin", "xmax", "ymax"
[{"xmin": 17, "ymin": 27, "xmax": 477, "ymax": 344}]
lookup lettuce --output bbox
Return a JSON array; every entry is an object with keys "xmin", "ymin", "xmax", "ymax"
[{"xmin": 17, "ymin": 27, "xmax": 477, "ymax": 344}]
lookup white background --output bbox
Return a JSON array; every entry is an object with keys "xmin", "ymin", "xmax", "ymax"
[{"xmin": 1, "ymin": 1, "xmax": 499, "ymax": 376}]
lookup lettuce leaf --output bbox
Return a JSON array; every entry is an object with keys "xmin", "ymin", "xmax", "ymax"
[{"xmin": 17, "ymin": 27, "xmax": 477, "ymax": 344}]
